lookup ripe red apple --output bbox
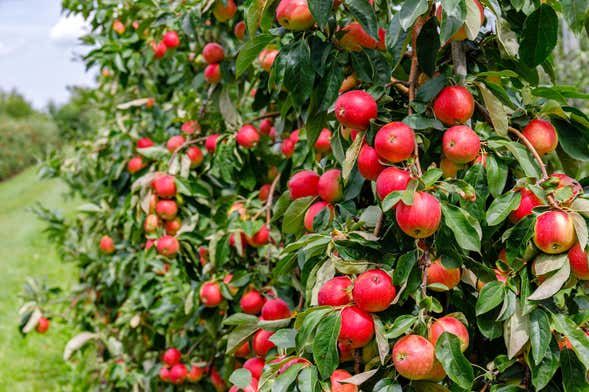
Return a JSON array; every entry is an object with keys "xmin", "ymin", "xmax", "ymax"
[
  {"xmin": 374, "ymin": 122, "xmax": 416, "ymax": 163},
  {"xmin": 235, "ymin": 341, "xmax": 251, "ymax": 358},
  {"xmin": 281, "ymin": 138, "xmax": 295, "ymax": 158},
  {"xmin": 259, "ymin": 184, "xmax": 271, "ymax": 201},
  {"xmin": 164, "ymin": 218, "xmax": 181, "ymax": 235},
  {"xmin": 160, "ymin": 366, "xmax": 171, "ymax": 382},
  {"xmin": 339, "ymin": 73, "xmax": 358, "ymax": 93},
  {"xmin": 395, "ymin": 192, "xmax": 442, "ymax": 238},
  {"xmin": 428, "ymin": 316, "xmax": 469, "ymax": 352},
  {"xmin": 261, "ymin": 298, "xmax": 291, "ymax": 320},
  {"xmin": 234, "ymin": 21, "xmax": 246, "ymax": 39},
  {"xmin": 318, "ymin": 169, "xmax": 343, "ymax": 202},
  {"xmin": 253, "ymin": 329, "xmax": 276, "ymax": 356},
  {"xmin": 314, "ymin": 128, "xmax": 332, "ymax": 153},
  {"xmin": 152, "ymin": 41, "xmax": 167, "ymax": 59},
  {"xmin": 338, "ymin": 342, "xmax": 354, "ymax": 362},
  {"xmin": 205, "ymin": 134, "xmax": 220, "ymax": 153},
  {"xmin": 230, "ymin": 232, "xmax": 248, "ymax": 254},
  {"xmin": 243, "ymin": 357, "xmax": 265, "ymax": 379},
  {"xmin": 213, "ymin": 0, "xmax": 237, "ymax": 22},
  {"xmin": 145, "ymin": 239, "xmax": 155, "ymax": 250},
  {"xmin": 186, "ymin": 146, "xmax": 204, "ymax": 167},
  {"xmin": 163, "ymin": 348, "xmax": 182, "ymax": 366},
  {"xmin": 169, "ymin": 363, "xmax": 187, "ymax": 385},
  {"xmin": 224, "ymin": 274, "xmax": 239, "ymax": 296},
  {"xmin": 304, "ymin": 201, "xmax": 334, "ymax": 232},
  {"xmin": 392, "ymin": 335, "xmax": 436, "ymax": 380},
  {"xmin": 157, "ymin": 235, "xmax": 180, "ymax": 258},
  {"xmin": 275, "ymin": 0, "xmax": 314, "ymax": 31},
  {"xmin": 247, "ymin": 225, "xmax": 270, "ymax": 247},
  {"xmin": 442, "ymin": 125, "xmax": 480, "ymax": 164},
  {"xmin": 202, "ymin": 43, "xmax": 225, "ymax": 64},
  {"xmin": 113, "ymin": 19, "xmax": 125, "ymax": 34},
  {"xmin": 137, "ymin": 137, "xmax": 154, "ymax": 149},
  {"xmin": 186, "ymin": 364, "xmax": 205, "ymax": 382},
  {"xmin": 338, "ymin": 22, "xmax": 377, "ymax": 51},
  {"xmin": 433, "ymin": 86, "xmax": 475, "ymax": 126},
  {"xmin": 358, "ymin": 144, "xmax": 385, "ymax": 180},
  {"xmin": 534, "ymin": 210, "xmax": 576, "ymax": 254},
  {"xmin": 210, "ymin": 367, "xmax": 227, "ymax": 392},
  {"xmin": 156, "ymin": 200, "xmax": 178, "ymax": 220},
  {"xmin": 568, "ymin": 243, "xmax": 589, "ymax": 280},
  {"xmin": 522, "ymin": 119, "xmax": 558, "ymax": 155},
  {"xmin": 167, "ymin": 135, "xmax": 185, "ymax": 153},
  {"xmin": 330, "ymin": 369, "xmax": 358, "ymax": 392},
  {"xmin": 204, "ymin": 63, "xmax": 222, "ymax": 84},
  {"xmin": 335, "ymin": 90, "xmax": 378, "ymax": 130},
  {"xmin": 338, "ymin": 306, "xmax": 374, "ymax": 348},
  {"xmin": 163, "ymin": 31, "xmax": 180, "ymax": 49},
  {"xmin": 200, "ymin": 281, "xmax": 223, "ymax": 307},
  {"xmin": 144, "ymin": 214, "xmax": 160, "ymax": 233},
  {"xmin": 426, "ymin": 258, "xmax": 461, "ymax": 291},
  {"xmin": 36, "ymin": 317, "xmax": 50, "ymax": 333},
  {"xmin": 100, "ymin": 235, "xmax": 115, "ymax": 254},
  {"xmin": 509, "ymin": 188, "xmax": 543, "ymax": 223},
  {"xmin": 181, "ymin": 120, "xmax": 199, "ymax": 134},
  {"xmin": 127, "ymin": 156, "xmax": 146, "ymax": 173},
  {"xmin": 152, "ymin": 175, "xmax": 177, "ymax": 198},
  {"xmin": 375, "ymin": 167, "xmax": 412, "ymax": 201},
  {"xmin": 236, "ymin": 124, "xmax": 260, "ymax": 148},
  {"xmin": 426, "ymin": 360, "xmax": 446, "ymax": 382},
  {"xmin": 318, "ymin": 276, "xmax": 353, "ymax": 306},
  {"xmin": 440, "ymin": 156, "xmax": 464, "ymax": 178},
  {"xmin": 288, "ymin": 170, "xmax": 320, "ymax": 199},
  {"xmin": 352, "ymin": 269, "xmax": 396, "ymax": 312},
  {"xmin": 258, "ymin": 48, "xmax": 279, "ymax": 72},
  {"xmin": 240, "ymin": 290, "xmax": 265, "ymax": 314},
  {"xmin": 228, "ymin": 202, "xmax": 247, "ymax": 219},
  {"xmin": 259, "ymin": 118, "xmax": 273, "ymax": 135}
]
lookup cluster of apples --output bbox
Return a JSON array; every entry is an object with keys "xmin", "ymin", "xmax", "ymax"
[
  {"xmin": 203, "ymin": 42, "xmax": 225, "ymax": 84},
  {"xmin": 152, "ymin": 30, "xmax": 181, "ymax": 59},
  {"xmin": 158, "ymin": 347, "xmax": 215, "ymax": 387}
]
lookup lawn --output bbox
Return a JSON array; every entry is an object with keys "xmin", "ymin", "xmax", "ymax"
[{"xmin": 0, "ymin": 168, "xmax": 78, "ymax": 391}]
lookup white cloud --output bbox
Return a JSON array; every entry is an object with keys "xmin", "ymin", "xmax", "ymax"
[{"xmin": 49, "ymin": 14, "xmax": 89, "ymax": 44}]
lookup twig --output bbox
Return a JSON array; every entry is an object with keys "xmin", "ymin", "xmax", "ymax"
[
  {"xmin": 451, "ymin": 41, "xmax": 468, "ymax": 85},
  {"xmin": 418, "ymin": 248, "xmax": 431, "ymax": 298},
  {"xmin": 408, "ymin": 19, "xmax": 423, "ymax": 177},
  {"xmin": 248, "ymin": 111, "xmax": 280, "ymax": 123},
  {"xmin": 167, "ymin": 137, "xmax": 207, "ymax": 168}
]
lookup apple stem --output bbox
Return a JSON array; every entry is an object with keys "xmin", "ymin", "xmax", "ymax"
[
  {"xmin": 451, "ymin": 41, "xmax": 467, "ymax": 85},
  {"xmin": 167, "ymin": 137, "xmax": 208, "ymax": 169},
  {"xmin": 418, "ymin": 248, "xmax": 431, "ymax": 298}
]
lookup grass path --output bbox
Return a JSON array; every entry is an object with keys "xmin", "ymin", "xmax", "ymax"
[{"xmin": 0, "ymin": 168, "xmax": 78, "ymax": 391}]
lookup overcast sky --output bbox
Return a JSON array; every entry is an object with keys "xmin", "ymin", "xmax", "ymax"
[{"xmin": 0, "ymin": 0, "xmax": 95, "ymax": 109}]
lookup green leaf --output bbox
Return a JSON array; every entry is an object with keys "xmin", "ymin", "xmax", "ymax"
[
  {"xmin": 441, "ymin": 203, "xmax": 482, "ymax": 252},
  {"xmin": 272, "ymin": 362, "xmax": 306, "ymax": 392},
  {"xmin": 344, "ymin": 0, "xmax": 378, "ymax": 39},
  {"xmin": 476, "ymin": 281, "xmax": 505, "ymax": 316},
  {"xmin": 270, "ymin": 329, "xmax": 298, "ymax": 349},
  {"xmin": 282, "ymin": 196, "xmax": 315, "ymax": 234},
  {"xmin": 552, "ymin": 117, "xmax": 589, "ymax": 161},
  {"xmin": 393, "ymin": 251, "xmax": 417, "ymax": 287},
  {"xmin": 529, "ymin": 308, "xmax": 551, "ymax": 365},
  {"xmin": 528, "ymin": 261, "xmax": 570, "ymax": 301},
  {"xmin": 381, "ymin": 191, "xmax": 402, "ymax": 212},
  {"xmin": 505, "ymin": 142, "xmax": 542, "ymax": 179},
  {"xmin": 402, "ymin": 114, "xmax": 444, "ymax": 130},
  {"xmin": 486, "ymin": 191, "xmax": 521, "ymax": 226},
  {"xmin": 561, "ymin": 0, "xmax": 589, "ymax": 33},
  {"xmin": 519, "ymin": 4, "xmax": 558, "ymax": 67},
  {"xmin": 552, "ymin": 313, "xmax": 589, "ymax": 369},
  {"xmin": 297, "ymin": 366, "xmax": 319, "ymax": 391},
  {"xmin": 384, "ymin": 314, "xmax": 416, "ymax": 339},
  {"xmin": 435, "ymin": 333, "xmax": 474, "ymax": 390},
  {"xmin": 342, "ymin": 133, "xmax": 364, "ymax": 183},
  {"xmin": 486, "ymin": 155, "xmax": 508, "ymax": 197},
  {"xmin": 236, "ymin": 34, "xmax": 274, "ymax": 77},
  {"xmin": 504, "ymin": 303, "xmax": 530, "ymax": 359},
  {"xmin": 308, "ymin": 0, "xmax": 333, "ymax": 29},
  {"xmin": 560, "ymin": 349, "xmax": 589, "ymax": 392},
  {"xmin": 398, "ymin": 0, "xmax": 428, "ymax": 31},
  {"xmin": 312, "ymin": 312, "xmax": 341, "ymax": 378},
  {"xmin": 529, "ymin": 339, "xmax": 560, "ymax": 390},
  {"xmin": 416, "ymin": 18, "xmax": 440, "ymax": 77},
  {"xmin": 374, "ymin": 316, "xmax": 389, "ymax": 364},
  {"xmin": 478, "ymin": 83, "xmax": 509, "ymax": 136},
  {"xmin": 282, "ymin": 40, "xmax": 315, "ymax": 106},
  {"xmin": 230, "ymin": 368, "xmax": 252, "ymax": 388},
  {"xmin": 421, "ymin": 168, "xmax": 443, "ymax": 187}
]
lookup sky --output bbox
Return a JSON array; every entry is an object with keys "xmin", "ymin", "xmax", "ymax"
[{"xmin": 0, "ymin": 0, "xmax": 95, "ymax": 109}]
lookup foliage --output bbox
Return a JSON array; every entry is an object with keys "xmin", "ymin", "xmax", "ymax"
[
  {"xmin": 21, "ymin": 0, "xmax": 589, "ymax": 391},
  {"xmin": 48, "ymin": 86, "xmax": 104, "ymax": 142}
]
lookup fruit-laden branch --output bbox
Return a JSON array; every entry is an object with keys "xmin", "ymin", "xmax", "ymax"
[{"xmin": 167, "ymin": 137, "xmax": 208, "ymax": 168}]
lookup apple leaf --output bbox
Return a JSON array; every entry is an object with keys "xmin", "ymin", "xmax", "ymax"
[
  {"xmin": 435, "ymin": 332, "xmax": 474, "ymax": 390},
  {"xmin": 312, "ymin": 312, "xmax": 341, "ymax": 378}
]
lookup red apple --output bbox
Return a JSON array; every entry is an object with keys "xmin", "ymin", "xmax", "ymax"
[
  {"xmin": 550, "ymin": 173, "xmax": 582, "ymax": 205},
  {"xmin": 509, "ymin": 188, "xmax": 543, "ymax": 223},
  {"xmin": 156, "ymin": 200, "xmax": 178, "ymax": 220},
  {"xmin": 152, "ymin": 175, "xmax": 177, "ymax": 198},
  {"xmin": 213, "ymin": 0, "xmax": 237, "ymax": 22},
  {"xmin": 426, "ymin": 258, "xmax": 461, "ymax": 291},
  {"xmin": 157, "ymin": 235, "xmax": 180, "ymax": 258},
  {"xmin": 281, "ymin": 138, "xmax": 295, "ymax": 158},
  {"xmin": 304, "ymin": 201, "xmax": 334, "ymax": 232},
  {"xmin": 568, "ymin": 243, "xmax": 589, "ymax": 280},
  {"xmin": 335, "ymin": 90, "xmax": 378, "ymax": 130},
  {"xmin": 339, "ymin": 73, "xmax": 358, "ymax": 93},
  {"xmin": 259, "ymin": 118, "xmax": 273, "ymax": 135},
  {"xmin": 240, "ymin": 290, "xmax": 265, "ymax": 314},
  {"xmin": 533, "ymin": 210, "xmax": 576, "ymax": 254},
  {"xmin": 261, "ymin": 298, "xmax": 291, "ymax": 320},
  {"xmin": 113, "ymin": 19, "xmax": 125, "ymax": 34},
  {"xmin": 167, "ymin": 135, "xmax": 186, "ymax": 153},
  {"xmin": 243, "ymin": 357, "xmax": 265, "ymax": 379},
  {"xmin": 229, "ymin": 377, "xmax": 258, "ymax": 392},
  {"xmin": 186, "ymin": 364, "xmax": 205, "ymax": 382},
  {"xmin": 160, "ymin": 366, "xmax": 171, "ymax": 382},
  {"xmin": 288, "ymin": 170, "xmax": 320, "ymax": 199},
  {"xmin": 374, "ymin": 122, "xmax": 416, "ymax": 163},
  {"xmin": 230, "ymin": 232, "xmax": 248, "ymax": 254},
  {"xmin": 163, "ymin": 348, "xmax": 182, "ymax": 366},
  {"xmin": 253, "ymin": 329, "xmax": 276, "ymax": 356},
  {"xmin": 187, "ymin": 146, "xmax": 204, "ymax": 167},
  {"xmin": 203, "ymin": 43, "xmax": 225, "ymax": 64},
  {"xmin": 235, "ymin": 341, "xmax": 251, "ymax": 358},
  {"xmin": 314, "ymin": 128, "xmax": 332, "ymax": 153},
  {"xmin": 275, "ymin": 0, "xmax": 314, "ymax": 31},
  {"xmin": 205, "ymin": 134, "xmax": 220, "ymax": 153},
  {"xmin": 318, "ymin": 276, "xmax": 353, "ymax": 306},
  {"xmin": 352, "ymin": 269, "xmax": 396, "ymax": 312},
  {"xmin": 210, "ymin": 367, "xmax": 227, "ymax": 392},
  {"xmin": 204, "ymin": 63, "xmax": 222, "ymax": 84},
  {"xmin": 395, "ymin": 192, "xmax": 442, "ymax": 238},
  {"xmin": 338, "ymin": 306, "xmax": 374, "ymax": 348},
  {"xmin": 338, "ymin": 342, "xmax": 354, "ymax": 362},
  {"xmin": 375, "ymin": 167, "xmax": 412, "ymax": 201},
  {"xmin": 392, "ymin": 335, "xmax": 436, "ymax": 380},
  {"xmin": 36, "ymin": 317, "xmax": 50, "ymax": 333},
  {"xmin": 144, "ymin": 214, "xmax": 160, "ymax": 233},
  {"xmin": 152, "ymin": 41, "xmax": 167, "ymax": 59},
  {"xmin": 200, "ymin": 281, "xmax": 223, "ymax": 307},
  {"xmin": 440, "ymin": 156, "xmax": 464, "ymax": 178},
  {"xmin": 100, "ymin": 235, "xmax": 115, "ymax": 254},
  {"xmin": 259, "ymin": 184, "xmax": 271, "ymax": 201},
  {"xmin": 164, "ymin": 218, "xmax": 181, "ymax": 235},
  {"xmin": 181, "ymin": 120, "xmax": 199, "ymax": 134},
  {"xmin": 236, "ymin": 124, "xmax": 260, "ymax": 148},
  {"xmin": 127, "ymin": 156, "xmax": 146, "ymax": 173},
  {"xmin": 163, "ymin": 31, "xmax": 180, "ymax": 49},
  {"xmin": 258, "ymin": 48, "xmax": 279, "ymax": 72},
  {"xmin": 338, "ymin": 22, "xmax": 377, "ymax": 51},
  {"xmin": 522, "ymin": 119, "xmax": 558, "ymax": 155},
  {"xmin": 137, "ymin": 137, "xmax": 154, "ymax": 148},
  {"xmin": 358, "ymin": 144, "xmax": 385, "ymax": 180},
  {"xmin": 433, "ymin": 86, "xmax": 475, "ymax": 126},
  {"xmin": 234, "ymin": 21, "xmax": 246, "ymax": 39},
  {"xmin": 318, "ymin": 169, "xmax": 343, "ymax": 202},
  {"xmin": 330, "ymin": 369, "xmax": 358, "ymax": 392},
  {"xmin": 428, "ymin": 316, "xmax": 469, "ymax": 352},
  {"xmin": 247, "ymin": 225, "xmax": 270, "ymax": 247},
  {"xmin": 442, "ymin": 125, "xmax": 480, "ymax": 164},
  {"xmin": 169, "ymin": 363, "xmax": 187, "ymax": 385}
]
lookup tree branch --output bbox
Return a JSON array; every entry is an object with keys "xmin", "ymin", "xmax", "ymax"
[
  {"xmin": 408, "ymin": 19, "xmax": 424, "ymax": 177},
  {"xmin": 451, "ymin": 41, "xmax": 467, "ymax": 85}
]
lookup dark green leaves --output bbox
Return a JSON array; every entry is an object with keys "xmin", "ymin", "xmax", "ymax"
[
  {"xmin": 398, "ymin": 0, "xmax": 428, "ymax": 31},
  {"xmin": 519, "ymin": 5, "xmax": 558, "ymax": 67},
  {"xmin": 435, "ymin": 333, "xmax": 474, "ymax": 390},
  {"xmin": 312, "ymin": 312, "xmax": 341, "ymax": 378},
  {"xmin": 236, "ymin": 34, "xmax": 274, "ymax": 77},
  {"xmin": 229, "ymin": 368, "xmax": 252, "ymax": 388},
  {"xmin": 282, "ymin": 196, "xmax": 315, "ymax": 234},
  {"xmin": 308, "ymin": 0, "xmax": 333, "ymax": 29},
  {"xmin": 529, "ymin": 308, "xmax": 551, "ymax": 365},
  {"xmin": 416, "ymin": 18, "xmax": 440, "ymax": 77},
  {"xmin": 282, "ymin": 40, "xmax": 315, "ymax": 106},
  {"xmin": 560, "ymin": 349, "xmax": 589, "ymax": 392},
  {"xmin": 486, "ymin": 191, "xmax": 521, "ymax": 226},
  {"xmin": 552, "ymin": 313, "xmax": 589, "ymax": 369},
  {"xmin": 476, "ymin": 281, "xmax": 505, "ymax": 316},
  {"xmin": 344, "ymin": 0, "xmax": 378, "ymax": 39},
  {"xmin": 441, "ymin": 203, "xmax": 482, "ymax": 252}
]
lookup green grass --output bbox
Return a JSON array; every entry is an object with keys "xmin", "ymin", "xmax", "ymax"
[{"xmin": 0, "ymin": 168, "xmax": 78, "ymax": 391}]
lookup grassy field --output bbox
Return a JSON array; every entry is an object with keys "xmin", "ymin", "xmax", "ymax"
[{"xmin": 0, "ymin": 168, "xmax": 78, "ymax": 391}]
